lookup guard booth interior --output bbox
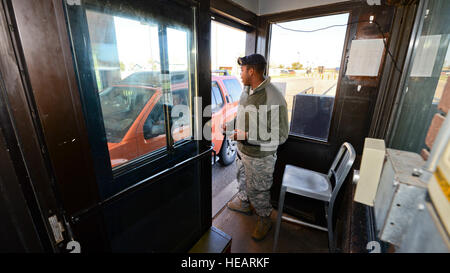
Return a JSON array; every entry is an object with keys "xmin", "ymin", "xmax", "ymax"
[{"xmin": 0, "ymin": 0, "xmax": 440, "ymax": 253}]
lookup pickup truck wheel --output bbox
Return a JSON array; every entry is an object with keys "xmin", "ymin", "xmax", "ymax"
[{"xmin": 218, "ymin": 138, "xmax": 237, "ymax": 166}]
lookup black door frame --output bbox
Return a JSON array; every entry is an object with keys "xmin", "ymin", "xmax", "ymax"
[{"xmin": 1, "ymin": 0, "xmax": 213, "ymax": 252}]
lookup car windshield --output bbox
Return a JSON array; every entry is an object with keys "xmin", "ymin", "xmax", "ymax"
[{"xmin": 100, "ymin": 86, "xmax": 156, "ymax": 143}]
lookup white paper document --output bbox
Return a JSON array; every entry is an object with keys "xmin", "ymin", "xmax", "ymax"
[
  {"xmin": 346, "ymin": 39, "xmax": 385, "ymax": 77},
  {"xmin": 410, "ymin": 35, "xmax": 441, "ymax": 77}
]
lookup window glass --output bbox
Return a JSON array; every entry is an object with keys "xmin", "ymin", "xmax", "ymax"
[
  {"xmin": 211, "ymin": 87, "xmax": 218, "ymax": 110},
  {"xmin": 389, "ymin": 0, "xmax": 450, "ymax": 153},
  {"xmin": 168, "ymin": 28, "xmax": 188, "ymax": 71},
  {"xmin": 86, "ymin": 10, "xmax": 161, "ymax": 89},
  {"xmin": 211, "ymin": 20, "xmax": 246, "ymax": 79},
  {"xmin": 171, "ymin": 88, "xmax": 191, "ymax": 142},
  {"xmin": 143, "ymin": 96, "xmax": 165, "ymax": 140},
  {"xmin": 222, "ymin": 79, "xmax": 242, "ymax": 102},
  {"xmin": 212, "ymin": 81, "xmax": 224, "ymax": 111},
  {"xmin": 290, "ymin": 95, "xmax": 335, "ymax": 142},
  {"xmin": 80, "ymin": 7, "xmax": 196, "ymax": 169},
  {"xmin": 167, "ymin": 28, "xmax": 193, "ymax": 143},
  {"xmin": 100, "ymin": 86, "xmax": 155, "ymax": 143},
  {"xmin": 269, "ymin": 13, "xmax": 349, "ymax": 142}
]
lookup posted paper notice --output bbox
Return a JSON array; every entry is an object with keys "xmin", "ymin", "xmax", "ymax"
[
  {"xmin": 346, "ymin": 39, "xmax": 385, "ymax": 77},
  {"xmin": 410, "ymin": 35, "xmax": 441, "ymax": 77}
]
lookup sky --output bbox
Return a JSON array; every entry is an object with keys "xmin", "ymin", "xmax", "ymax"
[
  {"xmin": 113, "ymin": 16, "xmax": 159, "ymax": 76},
  {"xmin": 210, "ymin": 13, "xmax": 351, "ymax": 72},
  {"xmin": 104, "ymin": 12, "xmax": 349, "ymax": 79},
  {"xmin": 113, "ymin": 16, "xmax": 189, "ymax": 78},
  {"xmin": 211, "ymin": 21, "xmax": 246, "ymax": 76},
  {"xmin": 269, "ymin": 13, "xmax": 349, "ymax": 69},
  {"xmin": 96, "ymin": 10, "xmax": 449, "ymax": 79}
]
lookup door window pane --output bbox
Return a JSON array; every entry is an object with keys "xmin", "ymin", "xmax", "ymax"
[
  {"xmin": 168, "ymin": 28, "xmax": 188, "ymax": 72},
  {"xmin": 73, "ymin": 5, "xmax": 196, "ymax": 169},
  {"xmin": 101, "ymin": 86, "xmax": 156, "ymax": 143},
  {"xmin": 86, "ymin": 10, "xmax": 161, "ymax": 90},
  {"xmin": 167, "ymin": 28, "xmax": 193, "ymax": 143},
  {"xmin": 171, "ymin": 88, "xmax": 191, "ymax": 142},
  {"xmin": 85, "ymin": 11, "xmax": 165, "ymax": 168},
  {"xmin": 268, "ymin": 13, "xmax": 349, "ymax": 142},
  {"xmin": 143, "ymin": 96, "xmax": 165, "ymax": 140}
]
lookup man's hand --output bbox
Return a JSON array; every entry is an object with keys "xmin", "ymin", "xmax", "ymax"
[
  {"xmin": 222, "ymin": 123, "xmax": 228, "ymax": 134},
  {"xmin": 232, "ymin": 129, "xmax": 247, "ymax": 141},
  {"xmin": 222, "ymin": 123, "xmax": 235, "ymax": 137},
  {"xmin": 222, "ymin": 123, "xmax": 232, "ymax": 137}
]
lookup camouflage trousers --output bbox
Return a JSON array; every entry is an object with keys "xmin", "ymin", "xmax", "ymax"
[{"xmin": 236, "ymin": 150, "xmax": 277, "ymax": 217}]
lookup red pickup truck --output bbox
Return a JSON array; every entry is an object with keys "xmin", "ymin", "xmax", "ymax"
[{"xmin": 99, "ymin": 71, "xmax": 242, "ymax": 168}]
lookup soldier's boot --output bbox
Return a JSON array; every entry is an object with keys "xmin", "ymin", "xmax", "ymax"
[
  {"xmin": 226, "ymin": 198, "xmax": 253, "ymax": 215},
  {"xmin": 251, "ymin": 215, "xmax": 272, "ymax": 241}
]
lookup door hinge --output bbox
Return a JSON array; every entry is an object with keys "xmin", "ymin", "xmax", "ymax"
[{"xmin": 48, "ymin": 215, "xmax": 65, "ymax": 244}]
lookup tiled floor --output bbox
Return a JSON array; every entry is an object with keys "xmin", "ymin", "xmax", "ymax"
[{"xmin": 213, "ymin": 195, "xmax": 330, "ymax": 253}]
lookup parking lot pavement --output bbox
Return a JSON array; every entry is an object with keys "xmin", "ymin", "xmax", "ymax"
[{"xmin": 212, "ymin": 159, "xmax": 238, "ymax": 217}]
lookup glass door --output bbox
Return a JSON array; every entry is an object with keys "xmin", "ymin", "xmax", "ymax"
[
  {"xmin": 63, "ymin": 0, "xmax": 209, "ymax": 252},
  {"xmin": 3, "ymin": 0, "xmax": 212, "ymax": 252},
  {"xmin": 64, "ymin": 0, "xmax": 200, "ymax": 198},
  {"xmin": 389, "ymin": 0, "xmax": 450, "ymax": 153}
]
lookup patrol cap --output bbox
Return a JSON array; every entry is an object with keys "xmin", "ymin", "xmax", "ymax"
[{"xmin": 237, "ymin": 54, "xmax": 267, "ymax": 66}]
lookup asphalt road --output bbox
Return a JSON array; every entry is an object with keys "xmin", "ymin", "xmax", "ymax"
[
  {"xmin": 212, "ymin": 159, "xmax": 238, "ymax": 217},
  {"xmin": 212, "ymin": 159, "xmax": 237, "ymax": 198}
]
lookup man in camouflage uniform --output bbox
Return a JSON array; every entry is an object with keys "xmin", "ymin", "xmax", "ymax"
[{"xmin": 225, "ymin": 54, "xmax": 289, "ymax": 241}]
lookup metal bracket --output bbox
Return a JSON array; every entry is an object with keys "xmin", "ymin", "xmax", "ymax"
[{"xmin": 48, "ymin": 215, "xmax": 65, "ymax": 244}]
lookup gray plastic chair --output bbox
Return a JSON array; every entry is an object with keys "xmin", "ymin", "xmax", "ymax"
[{"xmin": 273, "ymin": 142, "xmax": 356, "ymax": 252}]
